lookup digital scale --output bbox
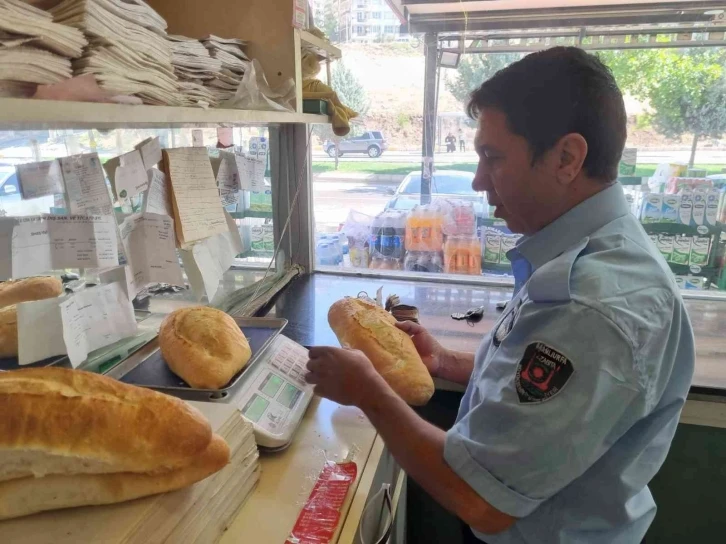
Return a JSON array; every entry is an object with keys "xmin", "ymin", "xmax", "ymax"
[
  {"xmin": 110, "ymin": 317, "xmax": 315, "ymax": 451},
  {"xmin": 233, "ymin": 334, "xmax": 314, "ymax": 450}
]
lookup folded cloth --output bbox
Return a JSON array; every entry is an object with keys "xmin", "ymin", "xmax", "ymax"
[{"xmin": 302, "ymin": 78, "xmax": 358, "ymax": 136}]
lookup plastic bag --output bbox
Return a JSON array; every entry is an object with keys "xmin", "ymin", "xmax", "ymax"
[
  {"xmin": 223, "ymin": 59, "xmax": 295, "ymax": 112},
  {"xmin": 432, "ymin": 198, "xmax": 476, "ymax": 237}
]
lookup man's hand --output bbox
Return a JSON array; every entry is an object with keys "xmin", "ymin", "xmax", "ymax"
[
  {"xmin": 396, "ymin": 321, "xmax": 476, "ymax": 385},
  {"xmin": 305, "ymin": 346, "xmax": 388, "ymax": 407},
  {"xmin": 395, "ymin": 321, "xmax": 448, "ymax": 377}
]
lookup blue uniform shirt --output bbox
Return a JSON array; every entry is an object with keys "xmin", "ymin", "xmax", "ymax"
[{"xmin": 444, "ymin": 183, "xmax": 695, "ymax": 543}]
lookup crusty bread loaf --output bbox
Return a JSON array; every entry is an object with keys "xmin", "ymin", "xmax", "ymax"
[
  {"xmin": 0, "ymin": 433, "xmax": 230, "ymax": 520},
  {"xmin": 0, "ymin": 305, "xmax": 17, "ymax": 358},
  {"xmin": 159, "ymin": 306, "xmax": 252, "ymax": 390},
  {"xmin": 0, "ymin": 277, "xmax": 63, "ymax": 309},
  {"xmin": 328, "ymin": 297, "xmax": 434, "ymax": 406},
  {"xmin": 0, "ymin": 368, "xmax": 213, "ymax": 482}
]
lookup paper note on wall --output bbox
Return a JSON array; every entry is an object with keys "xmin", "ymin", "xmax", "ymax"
[
  {"xmin": 104, "ymin": 149, "xmax": 149, "ymax": 200},
  {"xmin": 11, "ymin": 215, "xmax": 119, "ymax": 278},
  {"xmin": 17, "ymin": 297, "xmax": 67, "ymax": 366},
  {"xmin": 59, "ymin": 153, "xmax": 113, "ymax": 215},
  {"xmin": 59, "ymin": 282, "xmax": 137, "ymax": 367},
  {"xmin": 179, "ymin": 211, "xmax": 244, "ymax": 302},
  {"xmin": 235, "ymin": 154, "xmax": 266, "ymax": 192},
  {"xmin": 217, "ymin": 151, "xmax": 240, "ymax": 206},
  {"xmin": 15, "ymin": 160, "xmax": 64, "ymax": 200},
  {"xmin": 163, "ymin": 147, "xmax": 227, "ymax": 245},
  {"xmin": 143, "ymin": 169, "xmax": 173, "ymax": 217},
  {"xmin": 117, "ymin": 212, "xmax": 184, "ymax": 296},
  {"xmin": 99, "ymin": 265, "xmax": 136, "ymax": 301},
  {"xmin": 136, "ymin": 136, "xmax": 163, "ymax": 170}
]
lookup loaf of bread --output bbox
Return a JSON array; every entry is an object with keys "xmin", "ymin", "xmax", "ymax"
[
  {"xmin": 0, "ymin": 367, "xmax": 214, "ymax": 482},
  {"xmin": 328, "ymin": 297, "xmax": 434, "ymax": 405},
  {"xmin": 159, "ymin": 306, "xmax": 252, "ymax": 390},
  {"xmin": 0, "ymin": 434, "xmax": 230, "ymax": 520},
  {"xmin": 0, "ymin": 305, "xmax": 17, "ymax": 358},
  {"xmin": 0, "ymin": 277, "xmax": 63, "ymax": 309}
]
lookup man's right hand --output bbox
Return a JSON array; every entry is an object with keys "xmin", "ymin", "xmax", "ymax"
[
  {"xmin": 396, "ymin": 321, "xmax": 449, "ymax": 378},
  {"xmin": 396, "ymin": 321, "xmax": 476, "ymax": 386}
]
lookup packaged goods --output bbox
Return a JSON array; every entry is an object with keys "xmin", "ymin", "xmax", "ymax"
[
  {"xmin": 679, "ymin": 190, "xmax": 693, "ymax": 225},
  {"xmin": 689, "ymin": 236, "xmax": 710, "ymax": 266},
  {"xmin": 656, "ymin": 234, "xmax": 674, "ymax": 261},
  {"xmin": 670, "ymin": 236, "xmax": 692, "ymax": 265},
  {"xmin": 661, "ymin": 195, "xmax": 680, "ymax": 223},
  {"xmin": 639, "ymin": 194, "xmax": 662, "ymax": 224},
  {"xmin": 692, "ymin": 191, "xmax": 707, "ymax": 226},
  {"xmin": 706, "ymin": 189, "xmax": 720, "ymax": 227},
  {"xmin": 484, "ymin": 232, "xmax": 501, "ymax": 264},
  {"xmin": 499, "ymin": 235, "xmax": 518, "ymax": 265}
]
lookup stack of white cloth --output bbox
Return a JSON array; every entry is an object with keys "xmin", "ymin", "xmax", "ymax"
[
  {"xmin": 0, "ymin": 0, "xmax": 87, "ymax": 97},
  {"xmin": 201, "ymin": 35, "xmax": 249, "ymax": 104},
  {"xmin": 168, "ymin": 35, "xmax": 222, "ymax": 108},
  {"xmin": 51, "ymin": 0, "xmax": 181, "ymax": 105}
]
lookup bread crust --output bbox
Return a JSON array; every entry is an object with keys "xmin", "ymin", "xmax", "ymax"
[
  {"xmin": 0, "ymin": 277, "xmax": 63, "ymax": 309},
  {"xmin": 0, "ymin": 368, "xmax": 213, "ymax": 481},
  {"xmin": 0, "ymin": 305, "xmax": 18, "ymax": 358},
  {"xmin": 0, "ymin": 433, "xmax": 230, "ymax": 520},
  {"xmin": 159, "ymin": 306, "xmax": 252, "ymax": 390},
  {"xmin": 328, "ymin": 298, "xmax": 434, "ymax": 405}
]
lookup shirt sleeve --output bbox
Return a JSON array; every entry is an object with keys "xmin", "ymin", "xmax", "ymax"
[{"xmin": 444, "ymin": 301, "xmax": 645, "ymax": 518}]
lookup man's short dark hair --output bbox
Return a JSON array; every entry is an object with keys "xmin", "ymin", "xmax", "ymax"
[{"xmin": 467, "ymin": 47, "xmax": 627, "ymax": 182}]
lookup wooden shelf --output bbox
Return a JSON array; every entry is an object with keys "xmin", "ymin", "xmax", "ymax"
[
  {"xmin": 0, "ymin": 98, "xmax": 329, "ymax": 129},
  {"xmin": 298, "ymin": 30, "xmax": 342, "ymax": 60}
]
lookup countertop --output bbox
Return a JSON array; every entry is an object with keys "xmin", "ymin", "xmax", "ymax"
[{"xmin": 266, "ymin": 272, "xmax": 726, "ymax": 393}]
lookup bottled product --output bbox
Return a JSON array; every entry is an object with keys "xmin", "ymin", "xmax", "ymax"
[
  {"xmin": 381, "ymin": 215, "xmax": 395, "ymax": 257},
  {"xmin": 469, "ymin": 237, "xmax": 482, "ymax": 275},
  {"xmin": 349, "ymin": 244, "xmax": 370, "ymax": 268}
]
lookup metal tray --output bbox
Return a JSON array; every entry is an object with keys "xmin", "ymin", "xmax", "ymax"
[
  {"xmin": 0, "ymin": 354, "xmax": 67, "ymax": 372},
  {"xmin": 115, "ymin": 317, "xmax": 287, "ymax": 399}
]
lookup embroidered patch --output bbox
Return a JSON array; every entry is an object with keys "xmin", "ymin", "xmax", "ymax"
[
  {"xmin": 493, "ymin": 299, "xmax": 522, "ymax": 347},
  {"xmin": 515, "ymin": 342, "xmax": 574, "ymax": 404}
]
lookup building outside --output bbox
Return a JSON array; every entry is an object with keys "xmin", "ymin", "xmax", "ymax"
[{"xmin": 318, "ymin": 0, "xmax": 402, "ymax": 43}]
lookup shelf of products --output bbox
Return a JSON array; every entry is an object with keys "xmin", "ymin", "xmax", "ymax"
[
  {"xmin": 298, "ymin": 30, "xmax": 342, "ymax": 60},
  {"xmin": 229, "ymin": 210, "xmax": 274, "ymax": 220},
  {"xmin": 0, "ymin": 98, "xmax": 328, "ymax": 130}
]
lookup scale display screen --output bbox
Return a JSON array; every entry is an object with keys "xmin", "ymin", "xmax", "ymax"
[
  {"xmin": 242, "ymin": 394, "xmax": 269, "ymax": 423},
  {"xmin": 277, "ymin": 383, "xmax": 301, "ymax": 409},
  {"xmin": 259, "ymin": 373, "xmax": 283, "ymax": 397}
]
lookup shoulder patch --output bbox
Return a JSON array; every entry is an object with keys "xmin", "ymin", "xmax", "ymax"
[{"xmin": 515, "ymin": 342, "xmax": 574, "ymax": 404}]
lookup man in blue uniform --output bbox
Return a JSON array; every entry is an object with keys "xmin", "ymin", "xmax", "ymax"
[{"xmin": 305, "ymin": 47, "xmax": 695, "ymax": 543}]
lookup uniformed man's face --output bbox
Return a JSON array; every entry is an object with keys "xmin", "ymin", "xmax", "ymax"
[{"xmin": 472, "ymin": 108, "xmax": 560, "ymax": 235}]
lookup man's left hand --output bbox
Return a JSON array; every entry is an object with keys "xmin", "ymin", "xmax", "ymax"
[{"xmin": 305, "ymin": 347, "xmax": 386, "ymax": 407}]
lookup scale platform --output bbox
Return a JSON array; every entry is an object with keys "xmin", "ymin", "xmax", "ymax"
[{"xmin": 107, "ymin": 317, "xmax": 314, "ymax": 450}]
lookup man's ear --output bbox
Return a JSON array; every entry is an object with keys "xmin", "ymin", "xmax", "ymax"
[{"xmin": 556, "ymin": 133, "xmax": 588, "ymax": 186}]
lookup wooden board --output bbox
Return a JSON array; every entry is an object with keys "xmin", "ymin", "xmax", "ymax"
[{"xmin": 0, "ymin": 403, "xmax": 259, "ymax": 544}]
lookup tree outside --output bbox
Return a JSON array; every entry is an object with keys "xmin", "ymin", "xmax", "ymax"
[
  {"xmin": 599, "ymin": 49, "xmax": 726, "ymax": 166},
  {"xmin": 445, "ymin": 53, "xmax": 523, "ymax": 104},
  {"xmin": 313, "ymin": 61, "xmax": 370, "ymax": 170}
]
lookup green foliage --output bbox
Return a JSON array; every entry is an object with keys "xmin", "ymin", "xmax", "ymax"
[
  {"xmin": 321, "ymin": 0, "xmax": 338, "ymax": 42},
  {"xmin": 599, "ymin": 49, "xmax": 726, "ymax": 142},
  {"xmin": 330, "ymin": 62, "xmax": 370, "ymax": 116},
  {"xmin": 396, "ymin": 112, "xmax": 411, "ymax": 129},
  {"xmin": 446, "ymin": 53, "xmax": 523, "ymax": 104}
]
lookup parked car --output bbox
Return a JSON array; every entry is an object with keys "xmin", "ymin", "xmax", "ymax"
[
  {"xmin": 324, "ymin": 131, "xmax": 388, "ymax": 158},
  {"xmin": 0, "ymin": 164, "xmax": 55, "ymax": 216},
  {"xmin": 385, "ymin": 170, "xmax": 488, "ymax": 217}
]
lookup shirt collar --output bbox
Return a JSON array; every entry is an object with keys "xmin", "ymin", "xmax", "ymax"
[{"xmin": 515, "ymin": 183, "xmax": 630, "ymax": 270}]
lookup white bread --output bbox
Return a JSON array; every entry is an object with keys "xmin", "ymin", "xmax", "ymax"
[
  {"xmin": 0, "ymin": 368, "xmax": 213, "ymax": 482},
  {"xmin": 328, "ymin": 297, "xmax": 434, "ymax": 406},
  {"xmin": 0, "ymin": 305, "xmax": 17, "ymax": 358},
  {"xmin": 159, "ymin": 306, "xmax": 252, "ymax": 390},
  {"xmin": 0, "ymin": 433, "xmax": 230, "ymax": 520},
  {"xmin": 0, "ymin": 277, "xmax": 63, "ymax": 309}
]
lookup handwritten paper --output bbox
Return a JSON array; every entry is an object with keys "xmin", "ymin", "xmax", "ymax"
[
  {"xmin": 11, "ymin": 215, "xmax": 118, "ymax": 278},
  {"xmin": 179, "ymin": 210, "xmax": 244, "ymax": 301},
  {"xmin": 235, "ymin": 154, "xmax": 266, "ymax": 192},
  {"xmin": 59, "ymin": 153, "xmax": 113, "ymax": 215},
  {"xmin": 217, "ymin": 151, "xmax": 240, "ymax": 206},
  {"xmin": 17, "ymin": 297, "xmax": 66, "ymax": 366},
  {"xmin": 15, "ymin": 160, "xmax": 64, "ymax": 199},
  {"xmin": 163, "ymin": 147, "xmax": 227, "ymax": 245},
  {"xmin": 104, "ymin": 149, "xmax": 148, "ymax": 200},
  {"xmin": 116, "ymin": 212, "xmax": 184, "ymax": 297},
  {"xmin": 59, "ymin": 282, "xmax": 137, "ymax": 367},
  {"xmin": 136, "ymin": 136, "xmax": 163, "ymax": 170},
  {"xmin": 143, "ymin": 169, "xmax": 172, "ymax": 217},
  {"xmin": 192, "ymin": 129, "xmax": 204, "ymax": 147}
]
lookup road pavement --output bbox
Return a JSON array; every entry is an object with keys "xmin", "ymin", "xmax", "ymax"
[{"xmin": 312, "ymin": 179, "xmax": 394, "ymax": 230}]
